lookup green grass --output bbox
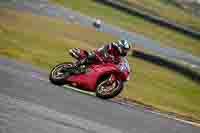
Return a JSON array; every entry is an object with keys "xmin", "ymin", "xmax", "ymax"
[
  {"xmin": 0, "ymin": 8, "xmax": 116, "ymax": 69},
  {"xmin": 124, "ymin": 57, "xmax": 200, "ymax": 120},
  {"xmin": 1, "ymin": 8, "xmax": 200, "ymax": 121},
  {"xmin": 50, "ymin": 0, "xmax": 200, "ymax": 57},
  {"xmin": 120, "ymin": 0, "xmax": 200, "ymax": 31}
]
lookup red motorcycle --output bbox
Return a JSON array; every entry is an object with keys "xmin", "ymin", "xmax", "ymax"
[{"xmin": 49, "ymin": 49, "xmax": 130, "ymax": 99}]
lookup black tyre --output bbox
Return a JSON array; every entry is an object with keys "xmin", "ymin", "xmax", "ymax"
[
  {"xmin": 96, "ymin": 76, "xmax": 123, "ymax": 99},
  {"xmin": 49, "ymin": 62, "xmax": 73, "ymax": 86}
]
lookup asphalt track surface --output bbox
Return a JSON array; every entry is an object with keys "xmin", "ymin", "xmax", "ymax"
[
  {"xmin": 1, "ymin": 0, "xmax": 200, "ymax": 70},
  {"xmin": 1, "ymin": 57, "xmax": 200, "ymax": 133}
]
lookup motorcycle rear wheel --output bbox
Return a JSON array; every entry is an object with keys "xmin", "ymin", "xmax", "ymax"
[
  {"xmin": 96, "ymin": 76, "xmax": 123, "ymax": 99},
  {"xmin": 49, "ymin": 62, "xmax": 73, "ymax": 86}
]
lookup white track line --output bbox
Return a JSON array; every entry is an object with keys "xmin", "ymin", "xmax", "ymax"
[
  {"xmin": 34, "ymin": 75, "xmax": 200, "ymax": 128},
  {"xmin": 0, "ymin": 93, "xmax": 122, "ymax": 133}
]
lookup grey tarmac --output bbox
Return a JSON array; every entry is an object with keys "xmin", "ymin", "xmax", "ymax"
[{"xmin": 0, "ymin": 57, "xmax": 200, "ymax": 133}]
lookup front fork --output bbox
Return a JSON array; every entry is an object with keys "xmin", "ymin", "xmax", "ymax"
[{"xmin": 107, "ymin": 74, "xmax": 117, "ymax": 85}]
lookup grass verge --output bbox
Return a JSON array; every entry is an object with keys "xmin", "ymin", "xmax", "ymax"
[
  {"xmin": 119, "ymin": 0, "xmax": 200, "ymax": 31},
  {"xmin": 0, "ymin": 8, "xmax": 200, "ymax": 122},
  {"xmin": 50, "ymin": 0, "xmax": 200, "ymax": 57}
]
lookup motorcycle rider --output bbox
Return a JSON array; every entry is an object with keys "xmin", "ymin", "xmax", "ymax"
[{"xmin": 69, "ymin": 39, "xmax": 131, "ymax": 69}]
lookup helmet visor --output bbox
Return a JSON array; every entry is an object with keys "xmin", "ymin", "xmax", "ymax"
[{"xmin": 121, "ymin": 48, "xmax": 129, "ymax": 56}]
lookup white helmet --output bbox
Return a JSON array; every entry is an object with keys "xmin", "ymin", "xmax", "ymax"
[{"xmin": 116, "ymin": 40, "xmax": 131, "ymax": 56}]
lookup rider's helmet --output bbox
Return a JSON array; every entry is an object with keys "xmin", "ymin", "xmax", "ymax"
[{"xmin": 115, "ymin": 39, "xmax": 131, "ymax": 57}]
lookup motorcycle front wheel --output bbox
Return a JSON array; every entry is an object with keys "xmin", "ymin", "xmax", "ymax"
[
  {"xmin": 96, "ymin": 77, "xmax": 123, "ymax": 99},
  {"xmin": 49, "ymin": 62, "xmax": 73, "ymax": 86}
]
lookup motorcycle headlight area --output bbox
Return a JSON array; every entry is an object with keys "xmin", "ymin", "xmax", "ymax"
[{"xmin": 117, "ymin": 63, "xmax": 130, "ymax": 72}]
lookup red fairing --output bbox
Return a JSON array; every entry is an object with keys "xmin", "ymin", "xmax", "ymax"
[
  {"xmin": 65, "ymin": 63, "xmax": 120, "ymax": 92},
  {"xmin": 119, "ymin": 71, "xmax": 129, "ymax": 81}
]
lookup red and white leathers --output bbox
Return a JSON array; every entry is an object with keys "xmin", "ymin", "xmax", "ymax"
[
  {"xmin": 95, "ymin": 42, "xmax": 122, "ymax": 64},
  {"xmin": 69, "ymin": 42, "xmax": 123, "ymax": 66}
]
